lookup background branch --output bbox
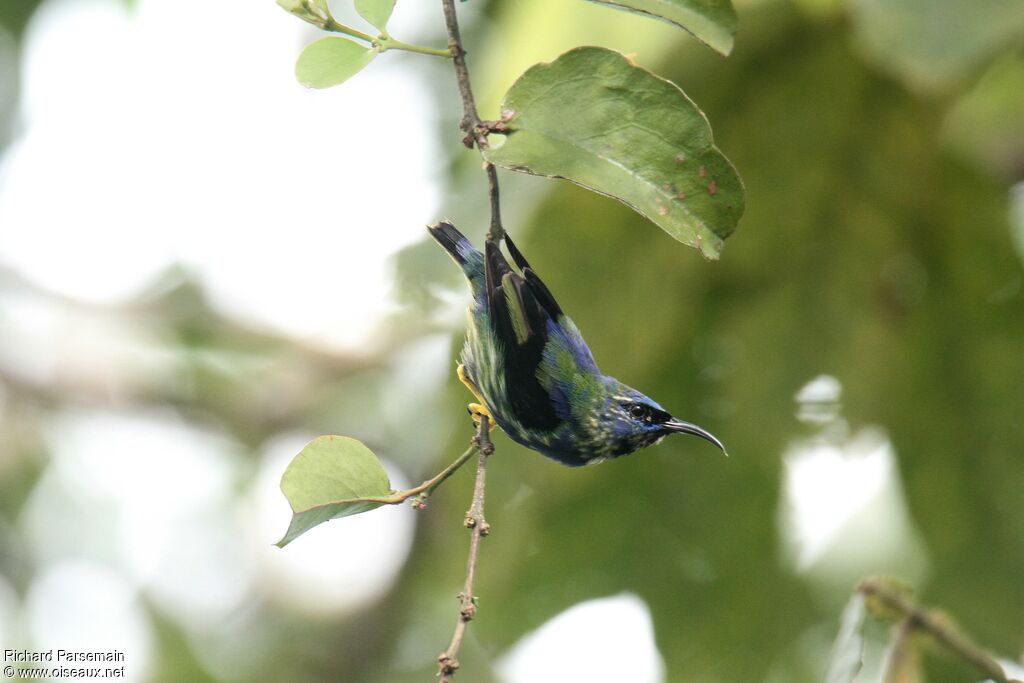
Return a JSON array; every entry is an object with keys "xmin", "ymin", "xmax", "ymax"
[{"xmin": 859, "ymin": 579, "xmax": 1022, "ymax": 683}]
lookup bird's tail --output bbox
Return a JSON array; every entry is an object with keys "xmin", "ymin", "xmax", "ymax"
[{"xmin": 428, "ymin": 221, "xmax": 485, "ymax": 291}]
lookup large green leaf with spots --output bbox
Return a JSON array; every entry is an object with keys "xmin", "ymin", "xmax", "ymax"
[{"xmin": 484, "ymin": 47, "xmax": 744, "ymax": 259}]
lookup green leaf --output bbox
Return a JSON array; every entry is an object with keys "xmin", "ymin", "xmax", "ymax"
[
  {"xmin": 276, "ymin": 436, "xmax": 394, "ymax": 547},
  {"xmin": 483, "ymin": 47, "xmax": 744, "ymax": 259},
  {"xmin": 276, "ymin": 0, "xmax": 326, "ymax": 14},
  {"xmin": 276, "ymin": 0, "xmax": 330, "ymax": 27},
  {"xmin": 295, "ymin": 37, "xmax": 377, "ymax": 89},
  {"xmin": 355, "ymin": 0, "xmax": 395, "ymax": 32},
  {"xmin": 584, "ymin": 0, "xmax": 738, "ymax": 56},
  {"xmin": 824, "ymin": 593, "xmax": 868, "ymax": 683}
]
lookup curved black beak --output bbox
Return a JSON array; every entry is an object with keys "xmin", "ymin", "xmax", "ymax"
[{"xmin": 664, "ymin": 418, "xmax": 728, "ymax": 455}]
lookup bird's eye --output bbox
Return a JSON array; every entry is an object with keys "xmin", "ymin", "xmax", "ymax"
[{"xmin": 628, "ymin": 404, "xmax": 650, "ymax": 420}]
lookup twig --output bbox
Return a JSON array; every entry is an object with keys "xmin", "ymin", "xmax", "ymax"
[
  {"xmin": 440, "ymin": 0, "xmax": 505, "ymax": 241},
  {"xmin": 859, "ymin": 578, "xmax": 1021, "ymax": 683},
  {"xmin": 484, "ymin": 164, "xmax": 503, "ymax": 242},
  {"xmin": 438, "ymin": 417, "xmax": 494, "ymax": 681},
  {"xmin": 433, "ymin": 3, "xmax": 503, "ymax": 678},
  {"xmin": 409, "ymin": 443, "xmax": 479, "ymax": 508}
]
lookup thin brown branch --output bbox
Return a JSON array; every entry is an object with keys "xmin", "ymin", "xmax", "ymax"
[
  {"xmin": 434, "ymin": 4, "xmax": 503, "ymax": 678},
  {"xmin": 859, "ymin": 578, "xmax": 1021, "ymax": 683},
  {"xmin": 440, "ymin": 0, "xmax": 479, "ymax": 135},
  {"xmin": 440, "ymin": 0, "xmax": 505, "ymax": 241},
  {"xmin": 409, "ymin": 443, "xmax": 479, "ymax": 508},
  {"xmin": 484, "ymin": 164, "xmax": 503, "ymax": 241},
  {"xmin": 438, "ymin": 417, "xmax": 493, "ymax": 681}
]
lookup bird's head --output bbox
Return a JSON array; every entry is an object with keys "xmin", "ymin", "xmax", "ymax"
[{"xmin": 600, "ymin": 380, "xmax": 727, "ymax": 458}]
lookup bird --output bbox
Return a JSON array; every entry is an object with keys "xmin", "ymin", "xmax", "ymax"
[{"xmin": 428, "ymin": 221, "xmax": 727, "ymax": 466}]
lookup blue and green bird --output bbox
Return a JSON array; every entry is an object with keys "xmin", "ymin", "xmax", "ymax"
[{"xmin": 429, "ymin": 221, "xmax": 726, "ymax": 466}]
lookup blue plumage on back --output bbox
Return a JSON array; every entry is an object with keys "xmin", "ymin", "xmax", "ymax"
[{"xmin": 428, "ymin": 221, "xmax": 726, "ymax": 465}]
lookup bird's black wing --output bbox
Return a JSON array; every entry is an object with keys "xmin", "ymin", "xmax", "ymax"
[
  {"xmin": 485, "ymin": 238, "xmax": 562, "ymax": 431},
  {"xmin": 504, "ymin": 234, "xmax": 563, "ymax": 319}
]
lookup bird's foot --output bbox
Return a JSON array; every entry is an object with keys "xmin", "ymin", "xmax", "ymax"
[
  {"xmin": 457, "ymin": 364, "xmax": 497, "ymax": 430},
  {"xmin": 467, "ymin": 402, "xmax": 497, "ymax": 431},
  {"xmin": 457, "ymin": 364, "xmax": 481, "ymax": 398}
]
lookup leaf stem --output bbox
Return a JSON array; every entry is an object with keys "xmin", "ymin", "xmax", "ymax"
[
  {"xmin": 438, "ymin": 417, "xmax": 493, "ymax": 681},
  {"xmin": 323, "ymin": 18, "xmax": 376, "ymax": 44},
  {"xmin": 409, "ymin": 443, "xmax": 478, "ymax": 507},
  {"xmin": 322, "ymin": 19, "xmax": 451, "ymax": 58},
  {"xmin": 440, "ymin": 0, "xmax": 505, "ymax": 241},
  {"xmin": 858, "ymin": 578, "xmax": 1021, "ymax": 683},
  {"xmin": 384, "ymin": 443, "xmax": 478, "ymax": 506},
  {"xmin": 379, "ymin": 37, "xmax": 452, "ymax": 58}
]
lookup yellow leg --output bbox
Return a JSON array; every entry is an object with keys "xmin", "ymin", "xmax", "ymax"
[{"xmin": 458, "ymin": 364, "xmax": 497, "ymax": 430}]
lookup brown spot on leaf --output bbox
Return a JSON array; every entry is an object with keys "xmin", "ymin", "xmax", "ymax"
[
  {"xmin": 677, "ymin": 191, "xmax": 687, "ymax": 200},
  {"xmin": 662, "ymin": 183, "xmax": 670, "ymax": 191},
  {"xmin": 675, "ymin": 154, "xmax": 685, "ymax": 164},
  {"xmin": 708, "ymin": 180, "xmax": 717, "ymax": 195},
  {"xmin": 699, "ymin": 166, "xmax": 706, "ymax": 177},
  {"xmin": 658, "ymin": 206, "xmax": 668, "ymax": 216}
]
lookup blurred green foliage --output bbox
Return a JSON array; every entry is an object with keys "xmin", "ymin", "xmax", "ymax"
[
  {"xmin": 1, "ymin": 0, "xmax": 1022, "ymax": 682},
  {"xmin": 389, "ymin": 2, "xmax": 1024, "ymax": 682},
  {"xmin": 846, "ymin": 0, "xmax": 1024, "ymax": 91}
]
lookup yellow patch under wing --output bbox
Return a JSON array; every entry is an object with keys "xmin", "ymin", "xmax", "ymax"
[{"xmin": 502, "ymin": 273, "xmax": 530, "ymax": 345}]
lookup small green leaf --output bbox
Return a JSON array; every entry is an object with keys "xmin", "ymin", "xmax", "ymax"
[
  {"xmin": 584, "ymin": 0, "xmax": 738, "ymax": 56},
  {"xmin": 483, "ymin": 47, "xmax": 744, "ymax": 259},
  {"xmin": 276, "ymin": 436, "xmax": 394, "ymax": 547},
  {"xmin": 276, "ymin": 0, "xmax": 329, "ymax": 26},
  {"xmin": 295, "ymin": 37, "xmax": 377, "ymax": 89},
  {"xmin": 824, "ymin": 592, "xmax": 868, "ymax": 683},
  {"xmin": 355, "ymin": 0, "xmax": 396, "ymax": 32},
  {"xmin": 276, "ymin": 0, "xmax": 326, "ymax": 13}
]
